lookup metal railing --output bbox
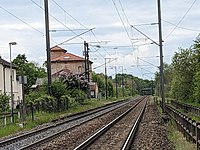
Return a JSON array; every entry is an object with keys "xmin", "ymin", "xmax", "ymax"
[
  {"xmin": 171, "ymin": 100, "xmax": 200, "ymax": 116},
  {"xmin": 166, "ymin": 105, "xmax": 200, "ymax": 149}
]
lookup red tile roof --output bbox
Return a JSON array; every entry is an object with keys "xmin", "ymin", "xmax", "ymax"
[
  {"xmin": 50, "ymin": 46, "xmax": 93, "ymax": 63},
  {"xmin": 51, "ymin": 45, "xmax": 67, "ymax": 53},
  {"xmin": 51, "ymin": 52, "xmax": 85, "ymax": 62}
]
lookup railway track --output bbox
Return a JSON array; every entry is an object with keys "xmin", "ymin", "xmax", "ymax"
[
  {"xmin": 74, "ymin": 96, "xmax": 148, "ymax": 150},
  {"xmin": 0, "ymin": 96, "xmax": 143, "ymax": 150}
]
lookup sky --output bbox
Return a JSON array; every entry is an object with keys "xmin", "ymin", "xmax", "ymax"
[{"xmin": 0, "ymin": 0, "xmax": 200, "ymax": 80}]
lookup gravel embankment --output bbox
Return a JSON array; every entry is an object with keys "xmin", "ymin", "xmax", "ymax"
[
  {"xmin": 131, "ymin": 100, "xmax": 174, "ymax": 150},
  {"xmin": 36, "ymin": 99, "xmax": 138, "ymax": 149},
  {"xmin": 87, "ymin": 98, "xmax": 147, "ymax": 150}
]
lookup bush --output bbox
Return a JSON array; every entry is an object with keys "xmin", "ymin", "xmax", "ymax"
[
  {"xmin": 0, "ymin": 94, "xmax": 10, "ymax": 112},
  {"xmin": 51, "ymin": 80, "xmax": 66, "ymax": 111},
  {"xmin": 34, "ymin": 95, "xmax": 56, "ymax": 112},
  {"xmin": 60, "ymin": 95, "xmax": 73, "ymax": 110},
  {"xmin": 66, "ymin": 89, "xmax": 86, "ymax": 104}
]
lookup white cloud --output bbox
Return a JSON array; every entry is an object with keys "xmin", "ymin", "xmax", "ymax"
[{"xmin": 0, "ymin": 0, "xmax": 199, "ymax": 80}]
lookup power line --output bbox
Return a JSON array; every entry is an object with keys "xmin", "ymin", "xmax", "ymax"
[
  {"xmin": 162, "ymin": 19, "xmax": 200, "ymax": 32},
  {"xmin": 111, "ymin": 0, "xmax": 137, "ymax": 66},
  {"xmin": 0, "ymin": 4, "xmax": 58, "ymax": 45},
  {"xmin": 58, "ymin": 28, "xmax": 95, "ymax": 45},
  {"xmin": 45, "ymin": 0, "xmax": 115, "ymax": 62},
  {"xmin": 164, "ymin": 0, "xmax": 198, "ymax": 41},
  {"xmin": 0, "ymin": 5, "xmax": 43, "ymax": 35},
  {"xmin": 51, "ymin": 0, "xmax": 88, "ymax": 29},
  {"xmin": 137, "ymin": 57, "xmax": 158, "ymax": 68},
  {"xmin": 131, "ymin": 25, "xmax": 159, "ymax": 46},
  {"xmin": 30, "ymin": 0, "xmax": 86, "ymax": 42},
  {"xmin": 111, "ymin": 0, "xmax": 132, "ymax": 45},
  {"xmin": 93, "ymin": 58, "xmax": 117, "ymax": 70}
]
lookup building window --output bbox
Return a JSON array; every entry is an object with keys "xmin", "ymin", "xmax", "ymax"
[{"xmin": 78, "ymin": 66, "xmax": 82, "ymax": 74}]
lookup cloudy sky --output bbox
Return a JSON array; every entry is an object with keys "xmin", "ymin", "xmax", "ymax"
[{"xmin": 0, "ymin": 0, "xmax": 199, "ymax": 80}]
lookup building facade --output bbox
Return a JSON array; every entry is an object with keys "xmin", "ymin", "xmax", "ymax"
[
  {"xmin": 51, "ymin": 45, "xmax": 92, "ymax": 80},
  {"xmin": 50, "ymin": 46, "xmax": 98, "ymax": 98},
  {"xmin": 0, "ymin": 56, "xmax": 22, "ymax": 108}
]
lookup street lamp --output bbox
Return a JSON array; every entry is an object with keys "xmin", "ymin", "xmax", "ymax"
[{"xmin": 9, "ymin": 42, "xmax": 17, "ymax": 123}]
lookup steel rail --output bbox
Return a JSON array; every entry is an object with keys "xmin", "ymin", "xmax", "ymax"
[
  {"xmin": 74, "ymin": 96, "xmax": 147, "ymax": 150},
  {"xmin": 0, "ymin": 97, "xmax": 135, "ymax": 147},
  {"xmin": 121, "ymin": 97, "xmax": 148, "ymax": 150},
  {"xmin": 10, "ymin": 97, "xmax": 141, "ymax": 150}
]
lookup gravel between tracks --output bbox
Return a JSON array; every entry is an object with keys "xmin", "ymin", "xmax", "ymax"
[
  {"xmin": 35, "ymin": 100, "xmax": 139, "ymax": 150},
  {"xmin": 86, "ymin": 98, "xmax": 147, "ymax": 150},
  {"xmin": 131, "ymin": 100, "xmax": 174, "ymax": 150}
]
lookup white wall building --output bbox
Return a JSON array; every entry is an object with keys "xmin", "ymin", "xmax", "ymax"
[{"xmin": 0, "ymin": 56, "xmax": 22, "ymax": 108}]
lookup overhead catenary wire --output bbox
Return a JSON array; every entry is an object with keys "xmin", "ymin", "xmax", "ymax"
[
  {"xmin": 48, "ymin": 0, "xmax": 116, "ymax": 62},
  {"xmin": 131, "ymin": 25, "xmax": 159, "ymax": 46},
  {"xmin": 111, "ymin": 0, "xmax": 133, "ymax": 47},
  {"xmin": 0, "ymin": 4, "xmax": 58, "ymax": 45},
  {"xmin": 30, "ymin": 0, "xmax": 85, "ymax": 42},
  {"xmin": 162, "ymin": 19, "xmax": 200, "ymax": 32},
  {"xmin": 137, "ymin": 57, "xmax": 158, "ymax": 68},
  {"xmin": 164, "ymin": 0, "xmax": 198, "ymax": 41}
]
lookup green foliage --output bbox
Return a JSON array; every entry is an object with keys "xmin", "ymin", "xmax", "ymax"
[
  {"xmin": 59, "ymin": 73, "xmax": 88, "ymax": 103},
  {"xmin": 155, "ymin": 63, "xmax": 173, "ymax": 97},
  {"xmin": 0, "ymin": 94, "xmax": 10, "ymax": 112},
  {"xmin": 34, "ymin": 95, "xmax": 56, "ymax": 112},
  {"xmin": 12, "ymin": 54, "xmax": 47, "ymax": 94},
  {"xmin": 171, "ymin": 48, "xmax": 195, "ymax": 101},
  {"xmin": 61, "ymin": 73, "xmax": 88, "ymax": 92},
  {"xmin": 26, "ymin": 92, "xmax": 42, "ymax": 104},
  {"xmin": 92, "ymin": 72, "xmax": 105, "ymax": 95},
  {"xmin": 193, "ymin": 70, "xmax": 200, "ymax": 103},
  {"xmin": 51, "ymin": 80, "xmax": 66, "ymax": 110},
  {"xmin": 107, "ymin": 80, "xmax": 114, "ymax": 97},
  {"xmin": 66, "ymin": 89, "xmax": 86, "ymax": 104}
]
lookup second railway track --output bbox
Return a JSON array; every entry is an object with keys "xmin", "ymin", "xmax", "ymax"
[
  {"xmin": 0, "ymin": 96, "xmax": 144, "ymax": 150},
  {"xmin": 74, "ymin": 96, "xmax": 148, "ymax": 150}
]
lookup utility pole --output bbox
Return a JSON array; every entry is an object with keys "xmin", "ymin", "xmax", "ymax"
[
  {"xmin": 44, "ymin": 0, "xmax": 52, "ymax": 95},
  {"xmin": 115, "ymin": 66, "xmax": 118, "ymax": 98},
  {"xmin": 157, "ymin": 0, "xmax": 165, "ymax": 113},
  {"xmin": 105, "ymin": 58, "xmax": 108, "ymax": 99},
  {"xmin": 84, "ymin": 41, "xmax": 87, "ymax": 77},
  {"xmin": 122, "ymin": 67, "xmax": 124, "ymax": 97},
  {"xmin": 84, "ymin": 41, "xmax": 90, "ymax": 98}
]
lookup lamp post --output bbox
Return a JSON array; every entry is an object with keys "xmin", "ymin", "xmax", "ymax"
[{"xmin": 9, "ymin": 42, "xmax": 17, "ymax": 123}]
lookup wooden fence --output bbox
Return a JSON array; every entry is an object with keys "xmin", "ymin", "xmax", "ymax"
[{"xmin": 0, "ymin": 112, "xmax": 19, "ymax": 126}]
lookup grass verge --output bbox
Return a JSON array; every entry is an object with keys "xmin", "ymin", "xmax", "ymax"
[
  {"xmin": 167, "ymin": 120, "xmax": 196, "ymax": 150},
  {"xmin": 0, "ymin": 97, "xmax": 126, "ymax": 138}
]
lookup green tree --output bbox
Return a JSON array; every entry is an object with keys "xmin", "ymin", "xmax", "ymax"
[
  {"xmin": 92, "ymin": 72, "xmax": 105, "ymax": 96},
  {"xmin": 51, "ymin": 80, "xmax": 66, "ymax": 111},
  {"xmin": 60, "ymin": 73, "xmax": 88, "ymax": 102},
  {"xmin": 155, "ymin": 63, "xmax": 172, "ymax": 97},
  {"xmin": 171, "ymin": 48, "xmax": 194, "ymax": 101},
  {"xmin": 0, "ymin": 94, "xmax": 10, "ymax": 112},
  {"xmin": 12, "ymin": 54, "xmax": 46, "ymax": 93},
  {"xmin": 192, "ymin": 34, "xmax": 200, "ymax": 102}
]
